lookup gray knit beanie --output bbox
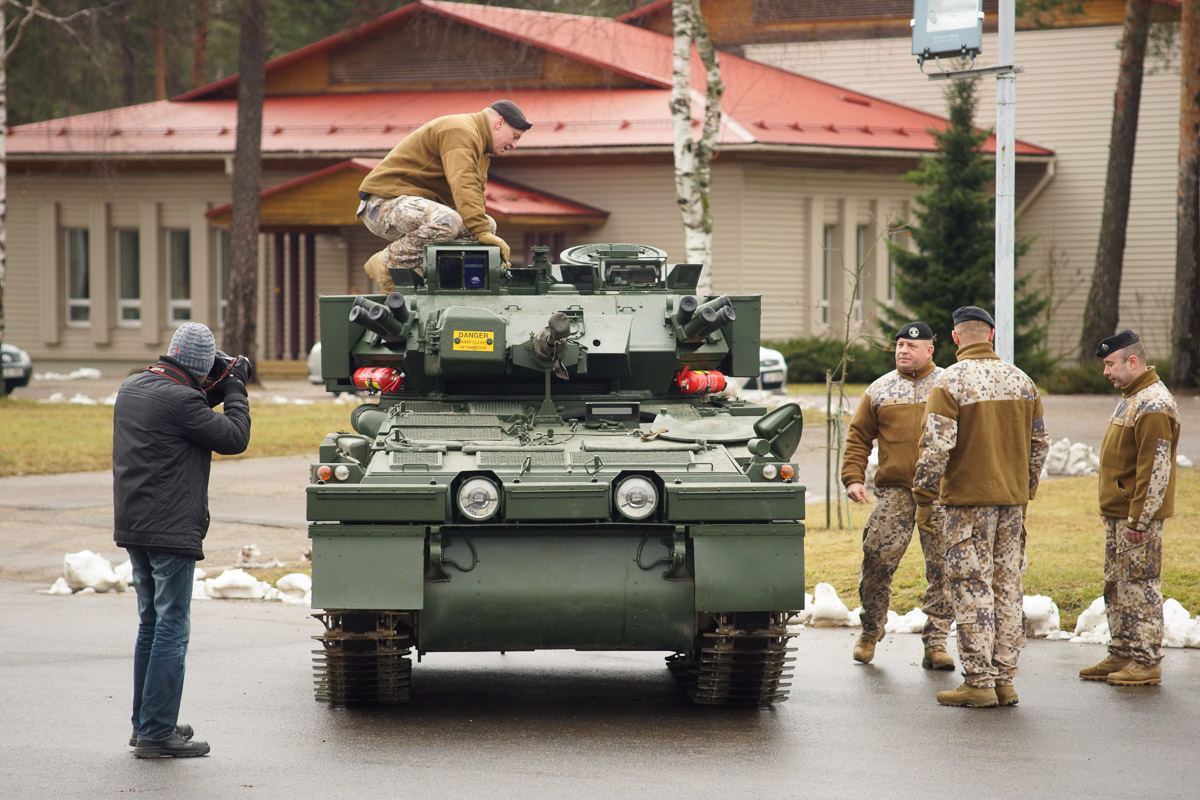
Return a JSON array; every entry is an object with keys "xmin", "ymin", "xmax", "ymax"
[{"xmin": 168, "ymin": 323, "xmax": 216, "ymax": 379}]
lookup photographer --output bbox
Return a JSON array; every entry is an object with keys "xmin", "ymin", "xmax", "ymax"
[{"xmin": 113, "ymin": 322, "xmax": 252, "ymax": 758}]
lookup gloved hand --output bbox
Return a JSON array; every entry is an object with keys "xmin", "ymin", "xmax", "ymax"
[
  {"xmin": 228, "ymin": 355, "xmax": 253, "ymax": 385},
  {"xmin": 915, "ymin": 504, "xmax": 934, "ymax": 535},
  {"xmin": 477, "ymin": 232, "xmax": 511, "ymax": 267}
]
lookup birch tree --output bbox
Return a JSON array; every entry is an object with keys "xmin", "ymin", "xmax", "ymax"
[{"xmin": 670, "ymin": 0, "xmax": 722, "ymax": 296}]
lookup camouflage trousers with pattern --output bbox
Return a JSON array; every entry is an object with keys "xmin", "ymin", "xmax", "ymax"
[
  {"xmin": 943, "ymin": 504, "xmax": 1027, "ymax": 688},
  {"xmin": 1104, "ymin": 516, "xmax": 1164, "ymax": 667},
  {"xmin": 858, "ymin": 486, "xmax": 953, "ymax": 648},
  {"xmin": 360, "ymin": 194, "xmax": 496, "ymax": 282}
]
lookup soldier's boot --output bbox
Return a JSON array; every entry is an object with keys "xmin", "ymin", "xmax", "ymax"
[
  {"xmin": 921, "ymin": 645, "xmax": 955, "ymax": 671},
  {"xmin": 936, "ymin": 682, "xmax": 999, "ymax": 708},
  {"xmin": 1079, "ymin": 654, "xmax": 1132, "ymax": 681},
  {"xmin": 363, "ymin": 252, "xmax": 395, "ymax": 293},
  {"xmin": 994, "ymin": 684, "xmax": 1019, "ymax": 706},
  {"xmin": 852, "ymin": 630, "xmax": 884, "ymax": 664},
  {"xmin": 1106, "ymin": 663, "xmax": 1162, "ymax": 686}
]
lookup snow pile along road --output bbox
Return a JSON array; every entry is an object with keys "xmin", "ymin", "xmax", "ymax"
[{"xmin": 47, "ymin": 549, "xmax": 312, "ymax": 607}]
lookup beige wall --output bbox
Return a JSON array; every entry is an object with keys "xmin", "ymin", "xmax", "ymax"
[{"xmin": 746, "ymin": 24, "xmax": 1181, "ymax": 362}]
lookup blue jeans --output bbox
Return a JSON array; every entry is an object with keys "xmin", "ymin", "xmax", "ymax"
[{"xmin": 129, "ymin": 549, "xmax": 195, "ymax": 740}]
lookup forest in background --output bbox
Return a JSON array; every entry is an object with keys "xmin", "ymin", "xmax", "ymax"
[{"xmin": 7, "ymin": 0, "xmax": 640, "ymax": 126}]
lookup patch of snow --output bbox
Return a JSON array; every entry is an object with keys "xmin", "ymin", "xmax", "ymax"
[
  {"xmin": 1178, "ymin": 453, "xmax": 1194, "ymax": 468},
  {"xmin": 1041, "ymin": 438, "xmax": 1099, "ymax": 478},
  {"xmin": 203, "ymin": 568, "xmax": 273, "ymax": 600},
  {"xmin": 34, "ymin": 367, "xmax": 102, "ymax": 381},
  {"xmin": 1023, "ymin": 594, "xmax": 1061, "ymax": 637},
  {"xmin": 47, "ymin": 577, "xmax": 74, "ymax": 595},
  {"xmin": 886, "ymin": 607, "xmax": 927, "ymax": 635},
  {"xmin": 808, "ymin": 583, "xmax": 853, "ymax": 627},
  {"xmin": 63, "ymin": 550, "xmax": 124, "ymax": 593}
]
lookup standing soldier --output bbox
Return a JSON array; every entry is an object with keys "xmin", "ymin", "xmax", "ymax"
[
  {"xmin": 913, "ymin": 307, "xmax": 1049, "ymax": 708},
  {"xmin": 842, "ymin": 321, "xmax": 954, "ymax": 670},
  {"xmin": 1080, "ymin": 329, "xmax": 1180, "ymax": 686}
]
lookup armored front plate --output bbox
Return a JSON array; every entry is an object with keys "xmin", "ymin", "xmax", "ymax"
[
  {"xmin": 309, "ymin": 527, "xmax": 425, "ymax": 609},
  {"xmin": 692, "ymin": 524, "xmax": 806, "ymax": 612},
  {"xmin": 666, "ymin": 482, "xmax": 805, "ymax": 521},
  {"xmin": 307, "ymin": 484, "xmax": 448, "ymax": 522},
  {"xmin": 420, "ymin": 533, "xmax": 694, "ymax": 652}
]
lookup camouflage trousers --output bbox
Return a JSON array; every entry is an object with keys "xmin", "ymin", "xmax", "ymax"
[
  {"xmin": 858, "ymin": 487, "xmax": 953, "ymax": 648},
  {"xmin": 360, "ymin": 194, "xmax": 496, "ymax": 280},
  {"xmin": 943, "ymin": 505, "xmax": 1027, "ymax": 688},
  {"xmin": 1104, "ymin": 516, "xmax": 1164, "ymax": 667}
]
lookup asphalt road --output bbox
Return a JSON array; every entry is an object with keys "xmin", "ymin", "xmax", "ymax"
[{"xmin": 2, "ymin": 580, "xmax": 1198, "ymax": 799}]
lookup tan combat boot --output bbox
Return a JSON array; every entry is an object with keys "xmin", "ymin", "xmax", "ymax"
[
  {"xmin": 936, "ymin": 682, "xmax": 999, "ymax": 708},
  {"xmin": 363, "ymin": 252, "xmax": 395, "ymax": 293},
  {"xmin": 852, "ymin": 630, "xmax": 884, "ymax": 664},
  {"xmin": 995, "ymin": 684, "xmax": 1018, "ymax": 706},
  {"xmin": 1079, "ymin": 654, "xmax": 1131, "ymax": 681},
  {"xmin": 1106, "ymin": 663, "xmax": 1162, "ymax": 686},
  {"xmin": 922, "ymin": 645, "xmax": 955, "ymax": 671}
]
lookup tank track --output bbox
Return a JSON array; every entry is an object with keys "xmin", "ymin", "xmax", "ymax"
[
  {"xmin": 312, "ymin": 611, "xmax": 413, "ymax": 705},
  {"xmin": 666, "ymin": 611, "xmax": 797, "ymax": 705}
]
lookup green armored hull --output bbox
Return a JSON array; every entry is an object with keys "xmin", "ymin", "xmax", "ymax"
[{"xmin": 307, "ymin": 243, "xmax": 806, "ymax": 706}]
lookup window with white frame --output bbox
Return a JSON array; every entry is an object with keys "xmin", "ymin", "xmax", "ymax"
[
  {"xmin": 854, "ymin": 224, "xmax": 867, "ymax": 323},
  {"xmin": 821, "ymin": 224, "xmax": 834, "ymax": 326},
  {"xmin": 65, "ymin": 228, "xmax": 90, "ymax": 325},
  {"xmin": 216, "ymin": 228, "xmax": 231, "ymax": 327},
  {"xmin": 886, "ymin": 230, "xmax": 902, "ymax": 306},
  {"xmin": 116, "ymin": 229, "xmax": 141, "ymax": 325},
  {"xmin": 167, "ymin": 229, "xmax": 191, "ymax": 323}
]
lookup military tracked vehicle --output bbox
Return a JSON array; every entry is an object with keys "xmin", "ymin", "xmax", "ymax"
[{"xmin": 307, "ymin": 242, "xmax": 806, "ymax": 706}]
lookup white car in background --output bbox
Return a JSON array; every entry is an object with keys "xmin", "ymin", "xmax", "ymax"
[{"xmin": 723, "ymin": 346, "xmax": 788, "ymax": 395}]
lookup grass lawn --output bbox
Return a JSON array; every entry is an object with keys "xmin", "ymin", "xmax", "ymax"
[
  {"xmin": 0, "ymin": 397, "xmax": 353, "ymax": 477},
  {"xmin": 3, "ymin": 394, "xmax": 1196, "ymax": 629},
  {"xmin": 805, "ymin": 468, "xmax": 1200, "ymax": 629}
]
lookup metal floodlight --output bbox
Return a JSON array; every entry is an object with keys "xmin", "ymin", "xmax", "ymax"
[{"xmin": 911, "ymin": 0, "xmax": 984, "ymax": 66}]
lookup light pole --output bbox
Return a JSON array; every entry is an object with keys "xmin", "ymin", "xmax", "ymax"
[{"xmin": 912, "ymin": 0, "xmax": 1018, "ymax": 362}]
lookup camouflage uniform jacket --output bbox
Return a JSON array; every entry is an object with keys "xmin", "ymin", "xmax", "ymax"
[
  {"xmin": 358, "ymin": 111, "xmax": 494, "ymax": 237},
  {"xmin": 1099, "ymin": 366, "xmax": 1180, "ymax": 529},
  {"xmin": 913, "ymin": 341, "xmax": 1049, "ymax": 507},
  {"xmin": 842, "ymin": 360, "xmax": 942, "ymax": 489}
]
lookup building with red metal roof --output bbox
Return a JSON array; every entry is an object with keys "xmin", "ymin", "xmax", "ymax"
[{"xmin": 5, "ymin": 0, "xmax": 1054, "ymax": 370}]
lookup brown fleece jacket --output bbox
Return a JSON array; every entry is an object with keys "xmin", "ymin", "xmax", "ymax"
[
  {"xmin": 913, "ymin": 340, "xmax": 1049, "ymax": 507},
  {"xmin": 842, "ymin": 360, "xmax": 941, "ymax": 489},
  {"xmin": 1098, "ymin": 366, "xmax": 1180, "ymax": 528},
  {"xmin": 358, "ymin": 111, "xmax": 493, "ymax": 237}
]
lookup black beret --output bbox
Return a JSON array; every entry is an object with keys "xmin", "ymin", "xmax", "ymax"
[
  {"xmin": 952, "ymin": 305, "xmax": 995, "ymax": 328},
  {"xmin": 895, "ymin": 321, "xmax": 934, "ymax": 341},
  {"xmin": 489, "ymin": 99, "xmax": 532, "ymax": 131},
  {"xmin": 1095, "ymin": 329, "xmax": 1140, "ymax": 358}
]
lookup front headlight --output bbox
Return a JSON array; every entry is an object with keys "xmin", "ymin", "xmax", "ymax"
[
  {"xmin": 615, "ymin": 476, "xmax": 658, "ymax": 521},
  {"xmin": 457, "ymin": 477, "xmax": 500, "ymax": 521}
]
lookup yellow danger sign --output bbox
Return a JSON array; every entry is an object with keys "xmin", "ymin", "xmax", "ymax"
[{"xmin": 452, "ymin": 330, "xmax": 494, "ymax": 352}]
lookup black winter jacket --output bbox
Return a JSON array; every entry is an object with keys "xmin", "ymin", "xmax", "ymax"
[{"xmin": 112, "ymin": 356, "xmax": 252, "ymax": 560}]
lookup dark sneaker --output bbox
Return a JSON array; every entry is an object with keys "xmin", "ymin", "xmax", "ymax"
[
  {"xmin": 130, "ymin": 723, "xmax": 194, "ymax": 747},
  {"xmin": 133, "ymin": 732, "xmax": 210, "ymax": 758}
]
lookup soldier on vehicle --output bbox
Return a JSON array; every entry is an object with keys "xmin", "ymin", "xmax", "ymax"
[
  {"xmin": 1079, "ymin": 329, "xmax": 1180, "ymax": 687},
  {"xmin": 842, "ymin": 321, "xmax": 954, "ymax": 671},
  {"xmin": 913, "ymin": 306, "xmax": 1049, "ymax": 709},
  {"xmin": 356, "ymin": 99, "xmax": 532, "ymax": 291}
]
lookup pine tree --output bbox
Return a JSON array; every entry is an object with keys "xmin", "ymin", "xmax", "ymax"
[{"xmin": 883, "ymin": 77, "xmax": 1051, "ymax": 378}]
